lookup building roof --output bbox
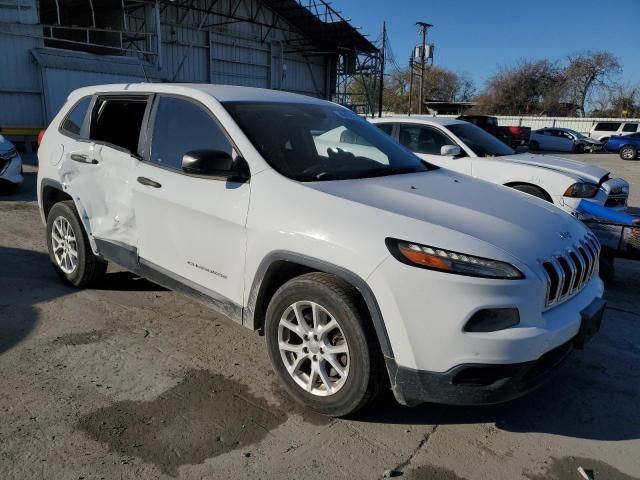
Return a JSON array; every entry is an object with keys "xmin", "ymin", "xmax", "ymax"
[
  {"xmin": 261, "ymin": 0, "xmax": 377, "ymax": 54},
  {"xmin": 31, "ymin": 47, "xmax": 162, "ymax": 79}
]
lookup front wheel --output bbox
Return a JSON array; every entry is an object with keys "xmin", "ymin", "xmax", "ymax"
[
  {"xmin": 529, "ymin": 140, "xmax": 539, "ymax": 151},
  {"xmin": 265, "ymin": 272, "xmax": 385, "ymax": 416},
  {"xmin": 46, "ymin": 201, "xmax": 107, "ymax": 287},
  {"xmin": 620, "ymin": 145, "xmax": 637, "ymax": 160}
]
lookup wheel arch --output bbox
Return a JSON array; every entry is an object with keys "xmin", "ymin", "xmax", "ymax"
[
  {"xmin": 40, "ymin": 179, "xmax": 98, "ymax": 253},
  {"xmin": 245, "ymin": 251, "xmax": 394, "ymax": 360},
  {"xmin": 503, "ymin": 181, "xmax": 553, "ymax": 202},
  {"xmin": 41, "ymin": 179, "xmax": 73, "ymax": 219}
]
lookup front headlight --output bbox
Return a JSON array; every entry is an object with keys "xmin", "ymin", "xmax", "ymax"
[
  {"xmin": 0, "ymin": 148, "xmax": 17, "ymax": 160},
  {"xmin": 564, "ymin": 182, "xmax": 599, "ymax": 198},
  {"xmin": 385, "ymin": 238, "xmax": 524, "ymax": 279}
]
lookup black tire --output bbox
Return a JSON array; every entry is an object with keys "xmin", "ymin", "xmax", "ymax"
[
  {"xmin": 619, "ymin": 145, "xmax": 637, "ymax": 161},
  {"xmin": 46, "ymin": 200, "xmax": 107, "ymax": 287},
  {"xmin": 510, "ymin": 184, "xmax": 550, "ymax": 202},
  {"xmin": 265, "ymin": 272, "xmax": 385, "ymax": 417},
  {"xmin": 529, "ymin": 140, "xmax": 539, "ymax": 151},
  {"xmin": 574, "ymin": 143, "xmax": 585, "ymax": 153}
]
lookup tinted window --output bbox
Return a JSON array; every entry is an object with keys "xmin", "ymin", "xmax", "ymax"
[
  {"xmin": 150, "ymin": 97, "xmax": 232, "ymax": 171},
  {"xmin": 90, "ymin": 96, "xmax": 148, "ymax": 154},
  {"xmin": 595, "ymin": 122, "xmax": 621, "ymax": 132},
  {"xmin": 622, "ymin": 123, "xmax": 638, "ymax": 133},
  {"xmin": 399, "ymin": 125, "xmax": 455, "ymax": 155},
  {"xmin": 375, "ymin": 123, "xmax": 394, "ymax": 135},
  {"xmin": 448, "ymin": 123, "xmax": 515, "ymax": 157},
  {"xmin": 61, "ymin": 97, "xmax": 91, "ymax": 136},
  {"xmin": 223, "ymin": 101, "xmax": 431, "ymax": 181}
]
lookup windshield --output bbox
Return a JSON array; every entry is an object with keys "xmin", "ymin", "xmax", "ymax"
[
  {"xmin": 447, "ymin": 123, "xmax": 515, "ymax": 157},
  {"xmin": 223, "ymin": 101, "xmax": 432, "ymax": 181},
  {"xmin": 564, "ymin": 129, "xmax": 586, "ymax": 139}
]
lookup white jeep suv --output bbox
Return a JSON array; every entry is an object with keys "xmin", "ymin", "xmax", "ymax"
[{"xmin": 38, "ymin": 84, "xmax": 605, "ymax": 416}]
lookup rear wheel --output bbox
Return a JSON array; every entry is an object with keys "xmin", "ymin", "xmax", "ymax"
[
  {"xmin": 620, "ymin": 145, "xmax": 637, "ymax": 160},
  {"xmin": 510, "ymin": 184, "xmax": 550, "ymax": 202},
  {"xmin": 265, "ymin": 272, "xmax": 385, "ymax": 416},
  {"xmin": 46, "ymin": 201, "xmax": 107, "ymax": 287}
]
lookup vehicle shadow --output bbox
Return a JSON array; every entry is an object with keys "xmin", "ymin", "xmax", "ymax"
[
  {"xmin": 0, "ymin": 246, "xmax": 73, "ymax": 354},
  {"xmin": 94, "ymin": 270, "xmax": 168, "ymax": 292}
]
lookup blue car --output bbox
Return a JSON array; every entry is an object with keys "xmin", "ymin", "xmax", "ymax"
[{"xmin": 604, "ymin": 132, "xmax": 640, "ymax": 160}]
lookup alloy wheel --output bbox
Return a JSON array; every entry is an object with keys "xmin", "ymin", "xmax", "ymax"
[
  {"xmin": 51, "ymin": 216, "xmax": 78, "ymax": 274},
  {"xmin": 278, "ymin": 301, "xmax": 350, "ymax": 396}
]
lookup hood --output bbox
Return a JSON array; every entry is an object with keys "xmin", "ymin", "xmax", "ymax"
[
  {"xmin": 307, "ymin": 169, "xmax": 590, "ymax": 266},
  {"xmin": 501, "ymin": 153, "xmax": 608, "ymax": 183},
  {"xmin": 581, "ymin": 137, "xmax": 601, "ymax": 145}
]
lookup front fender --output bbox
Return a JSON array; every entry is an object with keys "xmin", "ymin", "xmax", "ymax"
[{"xmin": 472, "ymin": 159, "xmax": 577, "ymax": 203}]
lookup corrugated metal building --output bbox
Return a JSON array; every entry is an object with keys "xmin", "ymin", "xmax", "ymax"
[{"xmin": 0, "ymin": 0, "xmax": 377, "ymax": 137}]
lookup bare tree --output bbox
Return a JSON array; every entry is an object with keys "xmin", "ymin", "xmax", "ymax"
[
  {"xmin": 562, "ymin": 51, "xmax": 621, "ymax": 117},
  {"xmin": 591, "ymin": 82, "xmax": 640, "ymax": 117},
  {"xmin": 472, "ymin": 60, "xmax": 561, "ymax": 115}
]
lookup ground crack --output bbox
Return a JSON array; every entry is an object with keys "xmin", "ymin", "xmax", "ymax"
[
  {"xmin": 607, "ymin": 306, "xmax": 640, "ymax": 319},
  {"xmin": 385, "ymin": 424, "xmax": 439, "ymax": 477}
]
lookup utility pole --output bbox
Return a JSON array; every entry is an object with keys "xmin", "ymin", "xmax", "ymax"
[
  {"xmin": 416, "ymin": 22, "xmax": 432, "ymax": 115},
  {"xmin": 377, "ymin": 21, "xmax": 386, "ymax": 118},
  {"xmin": 408, "ymin": 56, "xmax": 414, "ymax": 115}
]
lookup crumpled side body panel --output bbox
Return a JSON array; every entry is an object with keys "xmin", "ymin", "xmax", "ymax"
[{"xmin": 59, "ymin": 143, "xmax": 138, "ymax": 248}]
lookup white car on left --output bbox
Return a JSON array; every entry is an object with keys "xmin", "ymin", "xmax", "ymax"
[{"xmin": 0, "ymin": 134, "xmax": 24, "ymax": 189}]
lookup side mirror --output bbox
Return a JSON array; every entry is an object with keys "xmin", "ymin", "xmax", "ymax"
[
  {"xmin": 441, "ymin": 145, "xmax": 461, "ymax": 157},
  {"xmin": 181, "ymin": 149, "xmax": 250, "ymax": 182}
]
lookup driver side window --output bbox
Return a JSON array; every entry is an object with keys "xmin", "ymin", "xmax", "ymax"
[
  {"xmin": 150, "ymin": 96, "xmax": 233, "ymax": 171},
  {"xmin": 399, "ymin": 125, "xmax": 454, "ymax": 155}
]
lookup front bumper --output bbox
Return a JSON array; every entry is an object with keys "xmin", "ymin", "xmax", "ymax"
[
  {"xmin": 386, "ymin": 339, "xmax": 573, "ymax": 406},
  {"xmin": 387, "ymin": 297, "xmax": 606, "ymax": 406}
]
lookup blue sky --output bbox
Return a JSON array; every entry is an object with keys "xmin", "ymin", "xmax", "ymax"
[{"xmin": 337, "ymin": 0, "xmax": 640, "ymax": 89}]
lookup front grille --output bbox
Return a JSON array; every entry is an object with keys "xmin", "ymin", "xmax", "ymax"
[
  {"xmin": 541, "ymin": 235, "xmax": 600, "ymax": 307},
  {"xmin": 605, "ymin": 194, "xmax": 627, "ymax": 208}
]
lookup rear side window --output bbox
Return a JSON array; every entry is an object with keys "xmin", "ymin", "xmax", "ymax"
[
  {"xmin": 60, "ymin": 97, "xmax": 91, "ymax": 137},
  {"xmin": 90, "ymin": 96, "xmax": 148, "ymax": 154},
  {"xmin": 622, "ymin": 123, "xmax": 638, "ymax": 133},
  {"xmin": 149, "ymin": 96, "xmax": 232, "ymax": 171},
  {"xmin": 595, "ymin": 122, "xmax": 621, "ymax": 132}
]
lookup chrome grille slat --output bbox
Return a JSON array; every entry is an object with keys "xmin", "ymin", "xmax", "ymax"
[{"xmin": 541, "ymin": 235, "xmax": 600, "ymax": 307}]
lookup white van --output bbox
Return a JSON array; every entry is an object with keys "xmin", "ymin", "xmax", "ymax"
[{"xmin": 590, "ymin": 121, "xmax": 639, "ymax": 142}]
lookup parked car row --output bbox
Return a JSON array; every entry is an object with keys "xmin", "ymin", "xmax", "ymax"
[
  {"xmin": 448, "ymin": 115, "xmax": 639, "ymax": 161},
  {"xmin": 38, "ymin": 84, "xmax": 610, "ymax": 416}
]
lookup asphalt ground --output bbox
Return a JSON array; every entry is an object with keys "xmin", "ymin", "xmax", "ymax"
[{"xmin": 0, "ymin": 151, "xmax": 638, "ymax": 480}]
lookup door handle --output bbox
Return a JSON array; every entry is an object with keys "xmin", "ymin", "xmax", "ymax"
[
  {"xmin": 137, "ymin": 176, "xmax": 162, "ymax": 188},
  {"xmin": 70, "ymin": 153, "xmax": 99, "ymax": 164}
]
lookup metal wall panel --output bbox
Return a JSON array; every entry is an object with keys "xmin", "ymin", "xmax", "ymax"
[
  {"xmin": 41, "ymin": 68, "xmax": 146, "ymax": 122},
  {"xmin": 0, "ymin": 23, "xmax": 44, "ymax": 125}
]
